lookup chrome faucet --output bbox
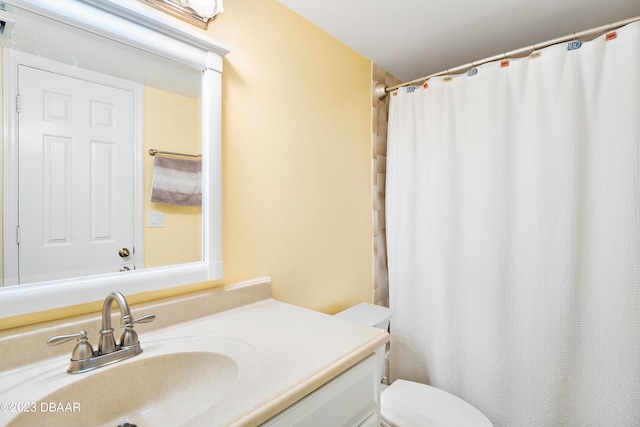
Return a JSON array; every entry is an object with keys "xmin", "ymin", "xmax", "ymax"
[
  {"xmin": 99, "ymin": 291, "xmax": 134, "ymax": 354},
  {"xmin": 47, "ymin": 291, "xmax": 155, "ymax": 374}
]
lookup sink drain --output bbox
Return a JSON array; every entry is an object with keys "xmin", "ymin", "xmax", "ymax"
[{"xmin": 117, "ymin": 423, "xmax": 137, "ymax": 427}]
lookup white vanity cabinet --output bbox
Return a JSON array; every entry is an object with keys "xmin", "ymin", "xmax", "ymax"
[{"xmin": 262, "ymin": 354, "xmax": 380, "ymax": 427}]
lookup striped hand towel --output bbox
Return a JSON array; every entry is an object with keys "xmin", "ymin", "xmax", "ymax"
[{"xmin": 150, "ymin": 156, "xmax": 202, "ymax": 206}]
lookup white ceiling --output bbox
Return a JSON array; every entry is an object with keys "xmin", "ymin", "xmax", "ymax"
[{"xmin": 277, "ymin": 0, "xmax": 640, "ymax": 83}]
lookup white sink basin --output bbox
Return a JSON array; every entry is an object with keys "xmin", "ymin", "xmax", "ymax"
[{"xmin": 3, "ymin": 335, "xmax": 258, "ymax": 427}]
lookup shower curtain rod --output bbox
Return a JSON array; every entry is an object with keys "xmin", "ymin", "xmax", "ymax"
[{"xmin": 375, "ymin": 14, "xmax": 640, "ymax": 100}]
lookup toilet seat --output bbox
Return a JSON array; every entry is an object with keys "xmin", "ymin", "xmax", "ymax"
[{"xmin": 380, "ymin": 380, "xmax": 493, "ymax": 427}]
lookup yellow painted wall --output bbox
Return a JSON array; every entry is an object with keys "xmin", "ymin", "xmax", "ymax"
[
  {"xmin": 143, "ymin": 86, "xmax": 202, "ymax": 268},
  {"xmin": 206, "ymin": 0, "xmax": 373, "ymax": 313},
  {"xmin": 0, "ymin": 0, "xmax": 373, "ymax": 329}
]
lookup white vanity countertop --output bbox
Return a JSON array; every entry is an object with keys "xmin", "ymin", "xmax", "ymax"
[
  {"xmin": 0, "ymin": 297, "xmax": 388, "ymax": 426},
  {"xmin": 167, "ymin": 298, "xmax": 389, "ymax": 426}
]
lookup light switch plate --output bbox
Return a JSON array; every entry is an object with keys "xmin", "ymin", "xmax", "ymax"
[{"xmin": 148, "ymin": 211, "xmax": 165, "ymax": 228}]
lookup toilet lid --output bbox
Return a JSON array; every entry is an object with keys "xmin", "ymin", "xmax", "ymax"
[{"xmin": 381, "ymin": 380, "xmax": 493, "ymax": 427}]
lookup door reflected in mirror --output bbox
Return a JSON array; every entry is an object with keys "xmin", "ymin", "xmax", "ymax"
[{"xmin": 2, "ymin": 4, "xmax": 203, "ymax": 286}]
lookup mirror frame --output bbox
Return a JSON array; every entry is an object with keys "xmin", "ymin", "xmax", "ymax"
[{"xmin": 0, "ymin": 0, "xmax": 228, "ymax": 318}]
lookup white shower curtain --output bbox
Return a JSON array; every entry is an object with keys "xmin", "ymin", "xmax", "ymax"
[{"xmin": 386, "ymin": 22, "xmax": 640, "ymax": 427}]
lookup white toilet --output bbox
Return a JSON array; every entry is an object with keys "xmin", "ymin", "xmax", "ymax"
[{"xmin": 335, "ymin": 303, "xmax": 493, "ymax": 427}]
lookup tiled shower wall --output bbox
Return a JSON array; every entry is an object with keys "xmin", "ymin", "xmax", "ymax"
[{"xmin": 372, "ymin": 64, "xmax": 401, "ymax": 307}]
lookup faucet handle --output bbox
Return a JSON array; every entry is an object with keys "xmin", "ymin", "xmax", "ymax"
[
  {"xmin": 120, "ymin": 313, "xmax": 156, "ymax": 328},
  {"xmin": 47, "ymin": 329, "xmax": 87, "ymax": 345},
  {"xmin": 126, "ymin": 314, "xmax": 156, "ymax": 326},
  {"xmin": 119, "ymin": 314, "xmax": 156, "ymax": 347},
  {"xmin": 47, "ymin": 330, "xmax": 95, "ymax": 361}
]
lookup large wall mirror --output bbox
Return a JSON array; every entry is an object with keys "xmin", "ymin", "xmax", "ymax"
[{"xmin": 0, "ymin": 0, "xmax": 227, "ymax": 318}]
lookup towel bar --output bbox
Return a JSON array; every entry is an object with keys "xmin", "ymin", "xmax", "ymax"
[{"xmin": 148, "ymin": 149, "xmax": 202, "ymax": 158}]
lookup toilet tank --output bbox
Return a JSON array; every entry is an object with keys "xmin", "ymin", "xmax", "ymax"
[{"xmin": 334, "ymin": 303, "xmax": 392, "ymax": 330}]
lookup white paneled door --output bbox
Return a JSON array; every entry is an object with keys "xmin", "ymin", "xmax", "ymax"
[{"xmin": 17, "ymin": 65, "xmax": 135, "ymax": 284}]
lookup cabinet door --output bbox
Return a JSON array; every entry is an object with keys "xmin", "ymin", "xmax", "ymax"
[{"xmin": 262, "ymin": 354, "xmax": 379, "ymax": 427}]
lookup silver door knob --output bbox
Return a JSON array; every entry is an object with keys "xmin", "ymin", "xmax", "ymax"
[{"xmin": 119, "ymin": 248, "xmax": 130, "ymax": 258}]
